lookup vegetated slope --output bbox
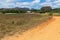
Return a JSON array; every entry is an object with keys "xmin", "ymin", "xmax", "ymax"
[
  {"xmin": 1, "ymin": 16, "xmax": 60, "ymax": 40},
  {"xmin": 0, "ymin": 13, "xmax": 50, "ymax": 39}
]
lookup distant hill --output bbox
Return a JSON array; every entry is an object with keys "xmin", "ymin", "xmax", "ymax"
[{"xmin": 0, "ymin": 7, "xmax": 31, "ymax": 13}]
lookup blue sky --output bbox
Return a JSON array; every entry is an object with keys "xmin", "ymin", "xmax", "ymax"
[{"xmin": 0, "ymin": 0, "xmax": 60, "ymax": 9}]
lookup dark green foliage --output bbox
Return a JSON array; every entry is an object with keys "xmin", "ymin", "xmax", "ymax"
[
  {"xmin": 40, "ymin": 6, "xmax": 52, "ymax": 13},
  {"xmin": 49, "ymin": 8, "xmax": 60, "ymax": 13},
  {"xmin": 30, "ymin": 8, "xmax": 41, "ymax": 13},
  {"xmin": 0, "ymin": 8, "xmax": 30, "ymax": 13}
]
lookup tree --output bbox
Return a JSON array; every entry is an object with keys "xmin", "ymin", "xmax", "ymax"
[{"xmin": 40, "ymin": 6, "xmax": 52, "ymax": 13}]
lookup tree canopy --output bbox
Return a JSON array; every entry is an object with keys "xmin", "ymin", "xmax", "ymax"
[{"xmin": 40, "ymin": 6, "xmax": 52, "ymax": 13}]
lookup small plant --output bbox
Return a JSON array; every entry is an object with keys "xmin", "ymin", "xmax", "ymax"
[{"xmin": 12, "ymin": 21, "xmax": 15, "ymax": 24}]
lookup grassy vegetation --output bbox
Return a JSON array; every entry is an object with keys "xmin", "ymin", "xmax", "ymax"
[
  {"xmin": 0, "ymin": 13, "xmax": 51, "ymax": 39},
  {"xmin": 48, "ymin": 12, "xmax": 60, "ymax": 16}
]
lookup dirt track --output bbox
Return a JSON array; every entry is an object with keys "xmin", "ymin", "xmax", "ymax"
[{"xmin": 1, "ymin": 16, "xmax": 60, "ymax": 40}]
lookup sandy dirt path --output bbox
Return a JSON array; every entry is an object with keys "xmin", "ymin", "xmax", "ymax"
[{"xmin": 1, "ymin": 16, "xmax": 60, "ymax": 40}]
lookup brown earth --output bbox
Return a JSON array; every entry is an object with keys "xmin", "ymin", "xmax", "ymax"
[{"xmin": 1, "ymin": 16, "xmax": 60, "ymax": 40}]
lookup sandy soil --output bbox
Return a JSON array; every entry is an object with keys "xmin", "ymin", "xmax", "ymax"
[{"xmin": 1, "ymin": 16, "xmax": 60, "ymax": 40}]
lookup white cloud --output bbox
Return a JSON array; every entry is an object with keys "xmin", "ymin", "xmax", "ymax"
[
  {"xmin": 0, "ymin": 0, "xmax": 17, "ymax": 8},
  {"xmin": 15, "ymin": 0, "xmax": 40, "ymax": 8},
  {"xmin": 32, "ymin": 0, "xmax": 40, "ymax": 4},
  {"xmin": 40, "ymin": 2, "xmax": 52, "ymax": 6},
  {"xmin": 52, "ymin": 0, "xmax": 60, "ymax": 8},
  {"xmin": 40, "ymin": 0, "xmax": 52, "ymax": 7},
  {"xmin": 0, "ymin": 0, "xmax": 41, "ymax": 8},
  {"xmin": 40, "ymin": 0, "xmax": 60, "ymax": 8},
  {"xmin": 46, "ymin": 0, "xmax": 51, "ymax": 2},
  {"xmin": 1, "ymin": 0, "xmax": 60, "ymax": 9},
  {"xmin": 57, "ymin": 0, "xmax": 60, "ymax": 2}
]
